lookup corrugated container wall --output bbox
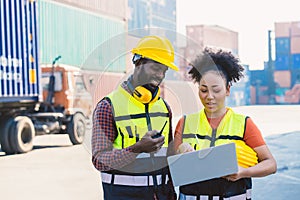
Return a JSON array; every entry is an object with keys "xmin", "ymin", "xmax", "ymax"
[
  {"xmin": 186, "ymin": 26, "xmax": 204, "ymax": 47},
  {"xmin": 52, "ymin": 0, "xmax": 127, "ymax": 20},
  {"xmin": 151, "ymin": 0, "xmax": 176, "ymax": 31},
  {"xmin": 227, "ymin": 65, "xmax": 251, "ymax": 106},
  {"xmin": 290, "ymin": 36, "xmax": 300, "ymax": 54},
  {"xmin": 38, "ymin": 0, "xmax": 126, "ymax": 72},
  {"xmin": 291, "ymin": 21, "xmax": 300, "ymax": 37},
  {"xmin": 128, "ymin": 0, "xmax": 149, "ymax": 30},
  {"xmin": 273, "ymin": 70, "xmax": 291, "ymax": 87},
  {"xmin": 292, "ymin": 54, "xmax": 300, "ymax": 69},
  {"xmin": 0, "ymin": 0, "xmax": 40, "ymax": 100},
  {"xmin": 185, "ymin": 25, "xmax": 238, "ymax": 56},
  {"xmin": 275, "ymin": 54, "xmax": 289, "ymax": 70},
  {"xmin": 128, "ymin": 0, "xmax": 177, "ymax": 80},
  {"xmin": 250, "ymin": 70, "xmax": 268, "ymax": 86},
  {"xmin": 275, "ymin": 22, "xmax": 291, "ymax": 38},
  {"xmin": 291, "ymin": 69, "xmax": 300, "ymax": 86},
  {"xmin": 203, "ymin": 26, "xmax": 238, "ymax": 53},
  {"xmin": 275, "ymin": 37, "xmax": 290, "ymax": 54},
  {"xmin": 128, "ymin": 0, "xmax": 176, "ymax": 32}
]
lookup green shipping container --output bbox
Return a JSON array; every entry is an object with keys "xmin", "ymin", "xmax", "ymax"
[{"xmin": 38, "ymin": 0, "xmax": 126, "ymax": 72}]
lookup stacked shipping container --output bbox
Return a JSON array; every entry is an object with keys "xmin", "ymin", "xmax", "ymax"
[
  {"xmin": 183, "ymin": 25, "xmax": 239, "ymax": 74},
  {"xmin": 274, "ymin": 22, "xmax": 290, "ymax": 71},
  {"xmin": 0, "ymin": 0, "xmax": 40, "ymax": 100},
  {"xmin": 182, "ymin": 25, "xmax": 250, "ymax": 106},
  {"xmin": 274, "ymin": 21, "xmax": 300, "ymax": 103},
  {"xmin": 275, "ymin": 21, "xmax": 300, "ymax": 84},
  {"xmin": 38, "ymin": 0, "xmax": 126, "ymax": 72},
  {"xmin": 290, "ymin": 21, "xmax": 300, "ymax": 86}
]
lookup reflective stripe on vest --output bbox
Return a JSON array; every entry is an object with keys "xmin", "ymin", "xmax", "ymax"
[
  {"xmin": 101, "ymin": 172, "xmax": 169, "ymax": 186},
  {"xmin": 182, "ymin": 108, "xmax": 246, "ymax": 150},
  {"xmin": 107, "ymin": 85, "xmax": 170, "ymax": 150}
]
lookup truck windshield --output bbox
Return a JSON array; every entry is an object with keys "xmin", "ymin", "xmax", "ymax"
[
  {"xmin": 74, "ymin": 75, "xmax": 87, "ymax": 92},
  {"xmin": 41, "ymin": 72, "xmax": 63, "ymax": 91}
]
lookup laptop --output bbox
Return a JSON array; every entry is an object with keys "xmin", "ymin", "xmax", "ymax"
[{"xmin": 167, "ymin": 143, "xmax": 238, "ymax": 187}]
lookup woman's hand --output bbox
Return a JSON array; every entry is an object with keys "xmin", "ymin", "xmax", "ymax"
[
  {"xmin": 223, "ymin": 166, "xmax": 247, "ymax": 182},
  {"xmin": 177, "ymin": 142, "xmax": 194, "ymax": 154}
]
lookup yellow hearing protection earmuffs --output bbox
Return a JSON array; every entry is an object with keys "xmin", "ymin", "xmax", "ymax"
[
  {"xmin": 127, "ymin": 76, "xmax": 160, "ymax": 104},
  {"xmin": 133, "ymin": 85, "xmax": 160, "ymax": 104}
]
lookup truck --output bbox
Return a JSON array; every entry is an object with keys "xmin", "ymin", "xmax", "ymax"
[{"xmin": 0, "ymin": 0, "xmax": 93, "ymax": 154}]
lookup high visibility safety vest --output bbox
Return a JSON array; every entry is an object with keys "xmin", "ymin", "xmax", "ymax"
[
  {"xmin": 106, "ymin": 85, "xmax": 171, "ymax": 174},
  {"xmin": 180, "ymin": 108, "xmax": 252, "ymax": 199},
  {"xmin": 182, "ymin": 108, "xmax": 246, "ymax": 149}
]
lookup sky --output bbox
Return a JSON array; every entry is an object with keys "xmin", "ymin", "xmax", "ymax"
[{"xmin": 176, "ymin": 0, "xmax": 300, "ymax": 70}]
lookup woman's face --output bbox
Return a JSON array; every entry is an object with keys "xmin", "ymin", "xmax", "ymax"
[{"xmin": 198, "ymin": 71, "xmax": 230, "ymax": 117}]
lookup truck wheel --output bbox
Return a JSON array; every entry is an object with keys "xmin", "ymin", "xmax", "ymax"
[
  {"xmin": 67, "ymin": 113, "xmax": 86, "ymax": 145},
  {"xmin": 0, "ymin": 118, "xmax": 16, "ymax": 154},
  {"xmin": 10, "ymin": 116, "xmax": 35, "ymax": 153}
]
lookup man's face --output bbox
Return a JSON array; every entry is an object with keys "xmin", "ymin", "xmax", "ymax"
[{"xmin": 135, "ymin": 60, "xmax": 168, "ymax": 90}]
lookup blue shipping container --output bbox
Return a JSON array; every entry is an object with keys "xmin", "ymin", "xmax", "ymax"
[
  {"xmin": 291, "ymin": 69, "xmax": 300, "ymax": 86},
  {"xmin": 250, "ymin": 70, "xmax": 268, "ymax": 86},
  {"xmin": 0, "ymin": 0, "xmax": 39, "ymax": 102},
  {"xmin": 275, "ymin": 37, "xmax": 290, "ymax": 54},
  {"xmin": 275, "ymin": 54, "xmax": 290, "ymax": 70},
  {"xmin": 292, "ymin": 54, "xmax": 300, "ymax": 69}
]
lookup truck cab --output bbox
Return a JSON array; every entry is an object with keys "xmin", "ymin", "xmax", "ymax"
[
  {"xmin": 0, "ymin": 63, "xmax": 93, "ymax": 154},
  {"xmin": 41, "ymin": 64, "xmax": 92, "ymax": 119},
  {"xmin": 37, "ymin": 64, "xmax": 93, "ymax": 144}
]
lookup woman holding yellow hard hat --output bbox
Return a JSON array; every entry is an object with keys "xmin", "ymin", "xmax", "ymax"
[{"xmin": 173, "ymin": 48, "xmax": 277, "ymax": 200}]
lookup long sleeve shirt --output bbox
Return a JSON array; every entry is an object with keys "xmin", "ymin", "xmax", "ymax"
[{"xmin": 92, "ymin": 82, "xmax": 173, "ymax": 171}]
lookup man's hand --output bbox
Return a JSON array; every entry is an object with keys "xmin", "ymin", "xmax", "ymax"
[{"xmin": 131, "ymin": 130, "xmax": 165, "ymax": 153}]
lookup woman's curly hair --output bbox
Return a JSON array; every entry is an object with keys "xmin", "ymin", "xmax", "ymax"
[{"xmin": 188, "ymin": 47, "xmax": 244, "ymax": 86}]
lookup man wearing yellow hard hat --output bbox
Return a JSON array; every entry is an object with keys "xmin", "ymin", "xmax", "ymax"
[{"xmin": 92, "ymin": 35, "xmax": 178, "ymax": 200}]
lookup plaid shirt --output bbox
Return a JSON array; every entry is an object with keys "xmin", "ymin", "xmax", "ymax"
[{"xmin": 92, "ymin": 81, "xmax": 173, "ymax": 171}]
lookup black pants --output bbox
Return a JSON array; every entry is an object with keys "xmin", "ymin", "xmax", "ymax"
[{"xmin": 102, "ymin": 182, "xmax": 175, "ymax": 200}]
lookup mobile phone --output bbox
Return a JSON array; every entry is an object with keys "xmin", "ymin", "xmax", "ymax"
[{"xmin": 152, "ymin": 121, "xmax": 167, "ymax": 139}]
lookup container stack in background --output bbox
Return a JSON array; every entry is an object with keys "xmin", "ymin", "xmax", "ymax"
[
  {"xmin": 290, "ymin": 22, "xmax": 300, "ymax": 85},
  {"xmin": 179, "ymin": 25, "xmax": 250, "ymax": 106},
  {"xmin": 274, "ymin": 21, "xmax": 300, "ymax": 103}
]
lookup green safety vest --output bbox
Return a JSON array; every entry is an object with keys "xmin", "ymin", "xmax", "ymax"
[
  {"xmin": 106, "ymin": 85, "xmax": 171, "ymax": 174},
  {"xmin": 108, "ymin": 86, "xmax": 170, "ymax": 149},
  {"xmin": 180, "ymin": 108, "xmax": 252, "ymax": 198},
  {"xmin": 182, "ymin": 108, "xmax": 246, "ymax": 150}
]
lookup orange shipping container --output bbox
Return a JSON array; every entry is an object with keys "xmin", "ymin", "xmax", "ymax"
[
  {"xmin": 274, "ymin": 70, "xmax": 291, "ymax": 88},
  {"xmin": 186, "ymin": 25, "xmax": 204, "ymax": 47},
  {"xmin": 186, "ymin": 25, "xmax": 238, "ymax": 51},
  {"xmin": 275, "ymin": 22, "xmax": 291, "ymax": 38},
  {"xmin": 290, "ymin": 36, "xmax": 300, "ymax": 54},
  {"xmin": 291, "ymin": 21, "xmax": 300, "ymax": 37}
]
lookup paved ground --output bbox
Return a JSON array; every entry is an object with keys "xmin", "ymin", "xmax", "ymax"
[
  {"xmin": 233, "ymin": 105, "xmax": 300, "ymax": 200},
  {"xmin": 0, "ymin": 135, "xmax": 102, "ymax": 200},
  {"xmin": 0, "ymin": 105, "xmax": 300, "ymax": 199},
  {"xmin": 252, "ymin": 131, "xmax": 300, "ymax": 200}
]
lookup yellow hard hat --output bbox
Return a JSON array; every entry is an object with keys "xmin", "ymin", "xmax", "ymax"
[
  {"xmin": 233, "ymin": 140, "xmax": 258, "ymax": 168},
  {"xmin": 131, "ymin": 35, "xmax": 179, "ymax": 71}
]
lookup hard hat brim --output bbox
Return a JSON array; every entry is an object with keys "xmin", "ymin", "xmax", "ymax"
[
  {"xmin": 151, "ymin": 55, "xmax": 179, "ymax": 71},
  {"xmin": 132, "ymin": 49, "xmax": 179, "ymax": 71}
]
